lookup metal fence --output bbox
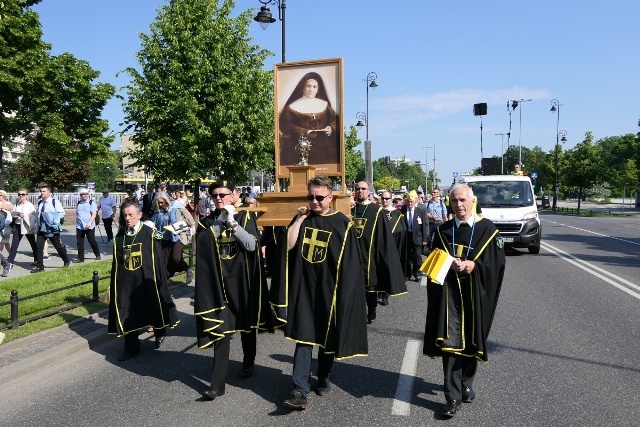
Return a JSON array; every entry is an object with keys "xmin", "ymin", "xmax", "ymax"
[{"xmin": 5, "ymin": 192, "xmax": 129, "ymax": 209}]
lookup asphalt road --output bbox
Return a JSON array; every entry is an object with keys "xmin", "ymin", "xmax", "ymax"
[{"xmin": 0, "ymin": 211, "xmax": 638, "ymax": 426}]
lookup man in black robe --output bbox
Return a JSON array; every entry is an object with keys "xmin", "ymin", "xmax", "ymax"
[
  {"xmin": 194, "ymin": 180, "xmax": 273, "ymax": 401},
  {"xmin": 352, "ymin": 182, "xmax": 407, "ymax": 324},
  {"xmin": 108, "ymin": 201, "xmax": 179, "ymax": 361},
  {"xmin": 271, "ymin": 176, "xmax": 367, "ymax": 410},
  {"xmin": 423, "ymin": 184, "xmax": 505, "ymax": 417},
  {"xmin": 380, "ymin": 190, "xmax": 409, "ymax": 304}
]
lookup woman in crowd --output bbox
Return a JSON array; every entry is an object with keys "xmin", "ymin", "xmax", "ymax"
[
  {"xmin": 151, "ymin": 191, "xmax": 195, "ymax": 284},
  {"xmin": 2, "ymin": 189, "xmax": 37, "ymax": 276}
]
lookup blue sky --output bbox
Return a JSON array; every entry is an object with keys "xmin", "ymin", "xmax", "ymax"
[{"xmin": 34, "ymin": 0, "xmax": 640, "ymax": 186}]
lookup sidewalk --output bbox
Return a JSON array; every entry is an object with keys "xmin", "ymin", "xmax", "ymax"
[
  {"xmin": 554, "ymin": 200, "xmax": 640, "ymax": 216},
  {"xmin": 0, "ymin": 283, "xmax": 194, "ymax": 385}
]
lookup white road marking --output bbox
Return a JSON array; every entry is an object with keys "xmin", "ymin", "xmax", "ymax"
[
  {"xmin": 391, "ymin": 339, "xmax": 421, "ymax": 416},
  {"xmin": 542, "ymin": 219, "xmax": 640, "ymax": 247},
  {"xmin": 541, "ymin": 242, "xmax": 640, "ymax": 300}
]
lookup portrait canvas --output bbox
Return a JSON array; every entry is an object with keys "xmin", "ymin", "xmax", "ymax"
[{"xmin": 275, "ymin": 58, "xmax": 344, "ymax": 179}]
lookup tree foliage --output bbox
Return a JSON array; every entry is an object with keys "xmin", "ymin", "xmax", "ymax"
[
  {"xmin": 372, "ymin": 156, "xmax": 425, "ymax": 192},
  {"xmin": 121, "ymin": 0, "xmax": 274, "ymax": 186},
  {"xmin": 344, "ymin": 125, "xmax": 364, "ymax": 185}
]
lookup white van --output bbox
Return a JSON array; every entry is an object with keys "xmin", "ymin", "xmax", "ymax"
[{"xmin": 459, "ymin": 175, "xmax": 541, "ymax": 254}]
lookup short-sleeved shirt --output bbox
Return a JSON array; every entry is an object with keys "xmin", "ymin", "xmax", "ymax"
[
  {"xmin": 99, "ymin": 195, "xmax": 117, "ymax": 219},
  {"xmin": 426, "ymin": 199, "xmax": 447, "ymax": 224},
  {"xmin": 76, "ymin": 199, "xmax": 97, "ymax": 230}
]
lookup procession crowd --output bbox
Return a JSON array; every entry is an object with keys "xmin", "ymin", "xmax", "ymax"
[{"xmin": 108, "ymin": 176, "xmax": 505, "ymax": 418}]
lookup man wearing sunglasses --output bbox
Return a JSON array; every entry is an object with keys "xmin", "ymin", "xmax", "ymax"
[
  {"xmin": 195, "ymin": 180, "xmax": 274, "ymax": 402},
  {"xmin": 380, "ymin": 190, "xmax": 409, "ymax": 289},
  {"xmin": 271, "ymin": 176, "xmax": 367, "ymax": 410},
  {"xmin": 352, "ymin": 182, "xmax": 406, "ymax": 324}
]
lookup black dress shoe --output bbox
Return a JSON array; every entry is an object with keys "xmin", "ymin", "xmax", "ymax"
[
  {"xmin": 155, "ymin": 336, "xmax": 165, "ymax": 349},
  {"xmin": 315, "ymin": 378, "xmax": 331, "ymax": 396},
  {"xmin": 283, "ymin": 390, "xmax": 308, "ymax": 410},
  {"xmin": 462, "ymin": 386, "xmax": 475, "ymax": 403},
  {"xmin": 95, "ymin": 255, "xmax": 101, "ymax": 261},
  {"xmin": 30, "ymin": 267, "xmax": 45, "ymax": 274},
  {"xmin": 367, "ymin": 311, "xmax": 376, "ymax": 324},
  {"xmin": 63, "ymin": 260, "xmax": 71, "ymax": 267},
  {"xmin": 239, "ymin": 364, "xmax": 254, "ymax": 378},
  {"xmin": 441, "ymin": 399, "xmax": 461, "ymax": 417},
  {"xmin": 72, "ymin": 258, "xmax": 84, "ymax": 263},
  {"xmin": 202, "ymin": 388, "xmax": 225, "ymax": 401},
  {"xmin": 379, "ymin": 293, "xmax": 389, "ymax": 306},
  {"xmin": 117, "ymin": 350, "xmax": 140, "ymax": 361}
]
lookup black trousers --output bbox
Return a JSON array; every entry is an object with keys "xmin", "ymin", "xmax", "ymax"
[
  {"xmin": 102, "ymin": 217, "xmax": 114, "ymax": 240},
  {"xmin": 124, "ymin": 328, "xmax": 167, "ymax": 352},
  {"xmin": 36, "ymin": 233, "xmax": 68, "ymax": 268},
  {"xmin": 210, "ymin": 330, "xmax": 257, "ymax": 391},
  {"xmin": 160, "ymin": 240, "xmax": 189, "ymax": 277},
  {"xmin": 292, "ymin": 343, "xmax": 335, "ymax": 398},
  {"xmin": 442, "ymin": 353, "xmax": 478, "ymax": 401},
  {"xmin": 407, "ymin": 241, "xmax": 423, "ymax": 277},
  {"xmin": 7, "ymin": 230, "xmax": 37, "ymax": 264},
  {"xmin": 366, "ymin": 291, "xmax": 377, "ymax": 316},
  {"xmin": 76, "ymin": 228, "xmax": 100, "ymax": 260}
]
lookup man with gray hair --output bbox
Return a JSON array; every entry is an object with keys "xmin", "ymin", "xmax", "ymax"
[{"xmin": 423, "ymin": 184, "xmax": 505, "ymax": 417}]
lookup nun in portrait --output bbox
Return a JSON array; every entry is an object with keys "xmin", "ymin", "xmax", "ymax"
[{"xmin": 279, "ymin": 72, "xmax": 339, "ymax": 166}]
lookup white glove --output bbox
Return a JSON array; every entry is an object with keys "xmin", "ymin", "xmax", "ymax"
[{"xmin": 219, "ymin": 205, "xmax": 238, "ymax": 228}]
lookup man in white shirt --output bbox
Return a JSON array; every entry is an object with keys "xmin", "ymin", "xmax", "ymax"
[
  {"xmin": 99, "ymin": 188, "xmax": 117, "ymax": 242},
  {"xmin": 32, "ymin": 182, "xmax": 69, "ymax": 273}
]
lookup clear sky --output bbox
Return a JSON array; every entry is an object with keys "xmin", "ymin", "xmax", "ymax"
[{"xmin": 34, "ymin": 0, "xmax": 640, "ymax": 186}]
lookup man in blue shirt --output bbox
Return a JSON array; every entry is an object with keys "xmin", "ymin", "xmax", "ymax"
[
  {"xmin": 32, "ymin": 182, "xmax": 69, "ymax": 273},
  {"xmin": 73, "ymin": 188, "xmax": 101, "ymax": 263},
  {"xmin": 426, "ymin": 188, "xmax": 448, "ymax": 246}
]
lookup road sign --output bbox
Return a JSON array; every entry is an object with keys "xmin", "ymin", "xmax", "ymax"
[
  {"xmin": 531, "ymin": 172, "xmax": 538, "ymax": 179},
  {"xmin": 453, "ymin": 172, "xmax": 459, "ymax": 178}
]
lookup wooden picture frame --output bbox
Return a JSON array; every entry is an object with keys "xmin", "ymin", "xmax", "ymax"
[{"xmin": 274, "ymin": 58, "xmax": 344, "ymax": 181}]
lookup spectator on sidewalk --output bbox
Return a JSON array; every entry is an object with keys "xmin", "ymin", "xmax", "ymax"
[
  {"xmin": 73, "ymin": 188, "xmax": 101, "ymax": 263},
  {"xmin": 98, "ymin": 188, "xmax": 117, "ymax": 243},
  {"xmin": 32, "ymin": 183, "xmax": 69, "ymax": 273},
  {"xmin": 3, "ymin": 188, "xmax": 37, "ymax": 277},
  {"xmin": 0, "ymin": 190, "xmax": 14, "ymax": 254}
]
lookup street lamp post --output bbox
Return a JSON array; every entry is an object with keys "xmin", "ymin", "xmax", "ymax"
[
  {"xmin": 550, "ymin": 99, "xmax": 568, "ymax": 210},
  {"xmin": 495, "ymin": 133, "xmax": 508, "ymax": 174},
  {"xmin": 509, "ymin": 98, "xmax": 533, "ymax": 167},
  {"xmin": 355, "ymin": 72, "xmax": 378, "ymax": 190},
  {"xmin": 422, "ymin": 146, "xmax": 432, "ymax": 191},
  {"xmin": 254, "ymin": 0, "xmax": 286, "ymax": 63}
]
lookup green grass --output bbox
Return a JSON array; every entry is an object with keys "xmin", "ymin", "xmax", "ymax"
[{"xmin": 0, "ymin": 260, "xmax": 189, "ymax": 344}]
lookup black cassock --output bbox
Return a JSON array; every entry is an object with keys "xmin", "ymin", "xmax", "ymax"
[
  {"xmin": 351, "ymin": 203, "xmax": 407, "ymax": 296},
  {"xmin": 423, "ymin": 217, "xmax": 505, "ymax": 362},
  {"xmin": 270, "ymin": 211, "xmax": 368, "ymax": 360},
  {"xmin": 383, "ymin": 207, "xmax": 409, "ymax": 279},
  {"xmin": 108, "ymin": 224, "xmax": 179, "ymax": 336},
  {"xmin": 194, "ymin": 210, "xmax": 274, "ymax": 348}
]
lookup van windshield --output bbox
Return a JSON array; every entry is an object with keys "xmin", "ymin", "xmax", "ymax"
[{"xmin": 468, "ymin": 181, "xmax": 534, "ymax": 207}]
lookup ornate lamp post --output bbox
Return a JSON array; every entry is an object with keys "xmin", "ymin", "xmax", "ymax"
[
  {"xmin": 355, "ymin": 72, "xmax": 378, "ymax": 190},
  {"xmin": 254, "ymin": 0, "xmax": 287, "ymax": 63},
  {"xmin": 550, "ymin": 99, "xmax": 568, "ymax": 210}
]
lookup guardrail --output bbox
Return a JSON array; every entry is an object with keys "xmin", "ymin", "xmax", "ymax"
[
  {"xmin": 0, "ymin": 271, "xmax": 106, "ymax": 331},
  {"xmin": 556, "ymin": 207, "xmax": 613, "ymax": 216}
]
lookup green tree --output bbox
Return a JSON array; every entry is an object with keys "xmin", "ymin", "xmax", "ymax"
[
  {"xmin": 563, "ymin": 131, "xmax": 603, "ymax": 212},
  {"xmin": 597, "ymin": 134, "xmax": 638, "ymax": 196},
  {"xmin": 88, "ymin": 150, "xmax": 124, "ymax": 192},
  {"xmin": 0, "ymin": 0, "xmax": 47, "ymax": 189},
  {"xmin": 17, "ymin": 52, "xmax": 115, "ymax": 189},
  {"xmin": 374, "ymin": 175, "xmax": 401, "ymax": 193},
  {"xmin": 344, "ymin": 126, "xmax": 364, "ymax": 186},
  {"xmin": 121, "ymin": 0, "xmax": 273, "ymax": 198}
]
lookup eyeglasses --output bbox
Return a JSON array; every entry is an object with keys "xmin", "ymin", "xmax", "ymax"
[
  {"xmin": 211, "ymin": 193, "xmax": 231, "ymax": 199},
  {"xmin": 381, "ymin": 197, "xmax": 392, "ymax": 200},
  {"xmin": 355, "ymin": 187, "xmax": 368, "ymax": 191},
  {"xmin": 18, "ymin": 193, "xmax": 27, "ymax": 196},
  {"xmin": 431, "ymin": 192, "xmax": 439, "ymax": 194},
  {"xmin": 307, "ymin": 194, "xmax": 329, "ymax": 202}
]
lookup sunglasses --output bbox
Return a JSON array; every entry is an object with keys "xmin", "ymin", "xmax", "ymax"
[
  {"xmin": 211, "ymin": 193, "xmax": 231, "ymax": 199},
  {"xmin": 355, "ymin": 187, "xmax": 368, "ymax": 191},
  {"xmin": 307, "ymin": 194, "xmax": 329, "ymax": 202},
  {"xmin": 381, "ymin": 197, "xmax": 392, "ymax": 200}
]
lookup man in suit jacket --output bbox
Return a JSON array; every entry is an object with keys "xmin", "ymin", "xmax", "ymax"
[{"xmin": 401, "ymin": 190, "xmax": 429, "ymax": 281}]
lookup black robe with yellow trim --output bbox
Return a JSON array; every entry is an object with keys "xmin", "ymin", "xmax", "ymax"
[
  {"xmin": 194, "ymin": 210, "xmax": 274, "ymax": 348},
  {"xmin": 384, "ymin": 208, "xmax": 409, "ymax": 279},
  {"xmin": 352, "ymin": 203, "xmax": 407, "ymax": 296},
  {"xmin": 270, "ymin": 210, "xmax": 368, "ymax": 360},
  {"xmin": 423, "ymin": 217, "xmax": 505, "ymax": 362},
  {"xmin": 108, "ymin": 224, "xmax": 179, "ymax": 336}
]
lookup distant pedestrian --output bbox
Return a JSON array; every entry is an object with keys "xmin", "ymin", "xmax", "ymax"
[
  {"xmin": 0, "ymin": 190, "xmax": 14, "ymax": 254},
  {"xmin": 108, "ymin": 201, "xmax": 179, "ymax": 361},
  {"xmin": 32, "ymin": 183, "xmax": 69, "ymax": 273},
  {"xmin": 73, "ymin": 188, "xmax": 101, "ymax": 263},
  {"xmin": 3, "ymin": 188, "xmax": 37, "ymax": 277},
  {"xmin": 98, "ymin": 188, "xmax": 117, "ymax": 242}
]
